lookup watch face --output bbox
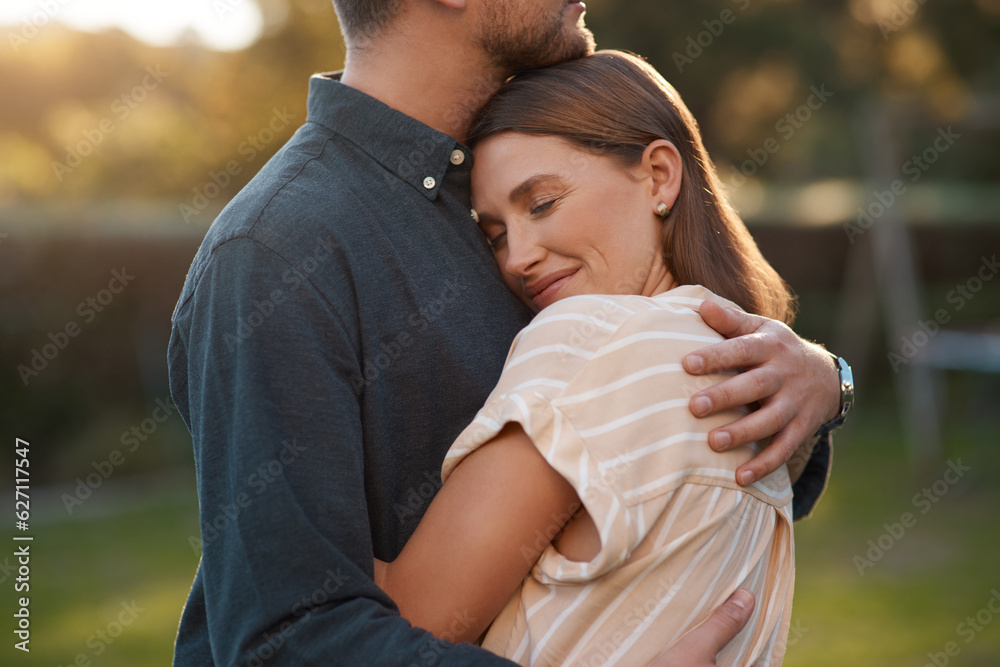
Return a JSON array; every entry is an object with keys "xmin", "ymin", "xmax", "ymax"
[{"xmin": 838, "ymin": 357, "xmax": 854, "ymax": 418}]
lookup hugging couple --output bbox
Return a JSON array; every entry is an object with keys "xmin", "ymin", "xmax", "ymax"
[{"xmin": 169, "ymin": 1, "xmax": 852, "ymax": 665}]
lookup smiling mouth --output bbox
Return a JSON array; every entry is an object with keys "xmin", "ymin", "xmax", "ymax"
[{"xmin": 525, "ymin": 269, "xmax": 578, "ymax": 309}]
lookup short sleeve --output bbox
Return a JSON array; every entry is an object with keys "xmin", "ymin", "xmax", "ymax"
[
  {"xmin": 442, "ymin": 296, "xmax": 647, "ymax": 579},
  {"xmin": 442, "ymin": 287, "xmax": 793, "ymax": 584}
]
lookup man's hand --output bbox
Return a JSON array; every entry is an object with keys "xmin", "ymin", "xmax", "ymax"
[
  {"xmin": 684, "ymin": 301, "xmax": 840, "ymax": 486},
  {"xmin": 649, "ymin": 589, "xmax": 756, "ymax": 667}
]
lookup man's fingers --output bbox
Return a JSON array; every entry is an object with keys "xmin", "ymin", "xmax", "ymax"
[
  {"xmin": 699, "ymin": 301, "xmax": 765, "ymax": 339},
  {"xmin": 683, "ymin": 589, "xmax": 756, "ymax": 653},
  {"xmin": 684, "ymin": 333, "xmax": 774, "ymax": 376},
  {"xmin": 690, "ymin": 368, "xmax": 782, "ymax": 419},
  {"xmin": 705, "ymin": 398, "xmax": 794, "ymax": 452},
  {"xmin": 650, "ymin": 589, "xmax": 755, "ymax": 667},
  {"xmin": 710, "ymin": 589, "xmax": 756, "ymax": 637},
  {"xmin": 734, "ymin": 428, "xmax": 803, "ymax": 486}
]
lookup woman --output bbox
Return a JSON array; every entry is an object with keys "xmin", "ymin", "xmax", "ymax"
[{"xmin": 373, "ymin": 51, "xmax": 805, "ymax": 666}]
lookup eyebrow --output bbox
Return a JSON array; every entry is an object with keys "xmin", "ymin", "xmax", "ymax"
[{"xmin": 508, "ymin": 174, "xmax": 563, "ymax": 204}]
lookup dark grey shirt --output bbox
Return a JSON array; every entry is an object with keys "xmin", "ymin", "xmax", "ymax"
[{"xmin": 168, "ymin": 73, "xmax": 830, "ymax": 666}]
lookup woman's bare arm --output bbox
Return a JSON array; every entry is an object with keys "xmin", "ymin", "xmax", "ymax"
[{"xmin": 375, "ymin": 422, "xmax": 581, "ymax": 643}]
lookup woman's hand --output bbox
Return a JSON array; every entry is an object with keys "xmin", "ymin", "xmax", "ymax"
[
  {"xmin": 649, "ymin": 590, "xmax": 756, "ymax": 666},
  {"xmin": 684, "ymin": 301, "xmax": 840, "ymax": 486}
]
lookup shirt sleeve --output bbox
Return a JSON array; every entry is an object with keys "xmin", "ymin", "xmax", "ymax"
[
  {"xmin": 443, "ymin": 292, "xmax": 794, "ymax": 585},
  {"xmin": 169, "ymin": 237, "xmax": 514, "ymax": 666},
  {"xmin": 791, "ymin": 432, "xmax": 832, "ymax": 520}
]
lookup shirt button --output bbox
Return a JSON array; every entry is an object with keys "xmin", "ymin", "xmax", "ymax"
[
  {"xmin": 450, "ymin": 149, "xmax": 466, "ymax": 165},
  {"xmin": 423, "ymin": 176, "xmax": 436, "ymax": 190}
]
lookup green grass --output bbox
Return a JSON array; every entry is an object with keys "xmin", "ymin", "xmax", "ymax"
[
  {"xmin": 785, "ymin": 410, "xmax": 1000, "ymax": 666},
  {"xmin": 1, "ymin": 486, "xmax": 201, "ymax": 667},
  {"xmin": 2, "ymin": 405, "xmax": 998, "ymax": 666}
]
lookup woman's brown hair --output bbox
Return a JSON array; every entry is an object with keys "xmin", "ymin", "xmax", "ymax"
[{"xmin": 468, "ymin": 50, "xmax": 796, "ymax": 325}]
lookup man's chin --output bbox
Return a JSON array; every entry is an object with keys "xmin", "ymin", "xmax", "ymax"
[{"xmin": 536, "ymin": 28, "xmax": 596, "ymax": 69}]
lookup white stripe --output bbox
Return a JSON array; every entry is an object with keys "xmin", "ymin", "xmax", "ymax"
[
  {"xmin": 555, "ymin": 363, "xmax": 685, "ymax": 406},
  {"xmin": 652, "ymin": 295, "xmax": 706, "ymax": 308},
  {"xmin": 652, "ymin": 484, "xmax": 693, "ymax": 550},
  {"xmin": 607, "ymin": 493, "xmax": 744, "ymax": 664},
  {"xmin": 470, "ymin": 414, "xmax": 502, "ymax": 431},
  {"xmin": 579, "ymin": 295, "xmax": 638, "ymax": 315},
  {"xmin": 595, "ymin": 331, "xmax": 721, "ymax": 358},
  {"xmin": 603, "ymin": 501, "xmax": 733, "ymax": 665},
  {"xmin": 748, "ymin": 513, "xmax": 785, "ymax": 662},
  {"xmin": 508, "ymin": 378, "xmax": 568, "ymax": 393},
  {"xmin": 524, "ymin": 586, "xmax": 557, "ymax": 620},
  {"xmin": 667, "ymin": 495, "xmax": 753, "ymax": 646},
  {"xmin": 750, "ymin": 476, "xmax": 794, "ymax": 502},
  {"xmin": 510, "ymin": 393, "xmax": 531, "ymax": 436},
  {"xmin": 558, "ymin": 488, "xmax": 722, "ymax": 665},
  {"xmin": 598, "ymin": 432, "xmax": 707, "ymax": 472},
  {"xmin": 731, "ymin": 515, "xmax": 775, "ymax": 661},
  {"xmin": 506, "ymin": 343, "xmax": 594, "ymax": 370},
  {"xmin": 732, "ymin": 502, "xmax": 768, "ymax": 586},
  {"xmin": 575, "ymin": 398, "xmax": 688, "ymax": 438},
  {"xmin": 522, "ymin": 312, "xmax": 620, "ymax": 335},
  {"xmin": 528, "ymin": 583, "xmax": 597, "ymax": 664},
  {"xmin": 622, "ymin": 467, "xmax": 743, "ymax": 502},
  {"xmin": 510, "ymin": 628, "xmax": 531, "ymax": 663}
]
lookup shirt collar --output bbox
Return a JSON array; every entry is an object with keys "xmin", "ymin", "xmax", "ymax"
[{"xmin": 306, "ymin": 72, "xmax": 466, "ymax": 201}]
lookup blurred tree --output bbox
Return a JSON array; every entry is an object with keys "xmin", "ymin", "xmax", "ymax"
[{"xmin": 0, "ymin": 0, "xmax": 997, "ymax": 207}]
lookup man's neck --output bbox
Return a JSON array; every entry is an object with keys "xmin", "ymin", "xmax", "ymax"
[{"xmin": 340, "ymin": 39, "xmax": 507, "ymax": 143}]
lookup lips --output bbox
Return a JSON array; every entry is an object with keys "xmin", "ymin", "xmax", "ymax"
[{"xmin": 525, "ymin": 268, "xmax": 578, "ymax": 308}]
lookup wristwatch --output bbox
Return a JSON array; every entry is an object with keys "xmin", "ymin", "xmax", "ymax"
[{"xmin": 814, "ymin": 354, "xmax": 854, "ymax": 437}]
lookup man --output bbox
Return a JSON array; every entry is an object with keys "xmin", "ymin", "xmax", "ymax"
[{"xmin": 168, "ymin": 1, "xmax": 845, "ymax": 664}]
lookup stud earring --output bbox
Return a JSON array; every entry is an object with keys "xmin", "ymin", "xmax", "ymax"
[{"xmin": 656, "ymin": 202, "xmax": 671, "ymax": 218}]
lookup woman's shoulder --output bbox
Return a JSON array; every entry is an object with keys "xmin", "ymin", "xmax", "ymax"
[{"xmin": 512, "ymin": 286, "xmax": 738, "ymax": 358}]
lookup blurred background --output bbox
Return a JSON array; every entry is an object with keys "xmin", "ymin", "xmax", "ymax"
[{"xmin": 1, "ymin": 0, "xmax": 998, "ymax": 664}]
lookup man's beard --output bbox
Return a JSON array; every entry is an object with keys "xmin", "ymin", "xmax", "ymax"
[{"xmin": 476, "ymin": 3, "xmax": 596, "ymax": 75}]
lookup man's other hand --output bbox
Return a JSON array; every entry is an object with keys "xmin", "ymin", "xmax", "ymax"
[{"xmin": 649, "ymin": 589, "xmax": 756, "ymax": 666}]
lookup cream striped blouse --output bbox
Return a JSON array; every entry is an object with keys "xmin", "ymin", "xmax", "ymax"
[{"xmin": 442, "ymin": 285, "xmax": 795, "ymax": 667}]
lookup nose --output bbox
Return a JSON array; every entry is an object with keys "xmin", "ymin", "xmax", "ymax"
[{"xmin": 502, "ymin": 223, "xmax": 546, "ymax": 279}]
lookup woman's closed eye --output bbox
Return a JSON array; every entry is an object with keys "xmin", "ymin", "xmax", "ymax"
[
  {"xmin": 487, "ymin": 231, "xmax": 507, "ymax": 250},
  {"xmin": 530, "ymin": 198, "xmax": 558, "ymax": 216}
]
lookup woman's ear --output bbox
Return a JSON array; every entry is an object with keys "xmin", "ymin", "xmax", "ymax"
[{"xmin": 642, "ymin": 139, "xmax": 683, "ymax": 213}]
